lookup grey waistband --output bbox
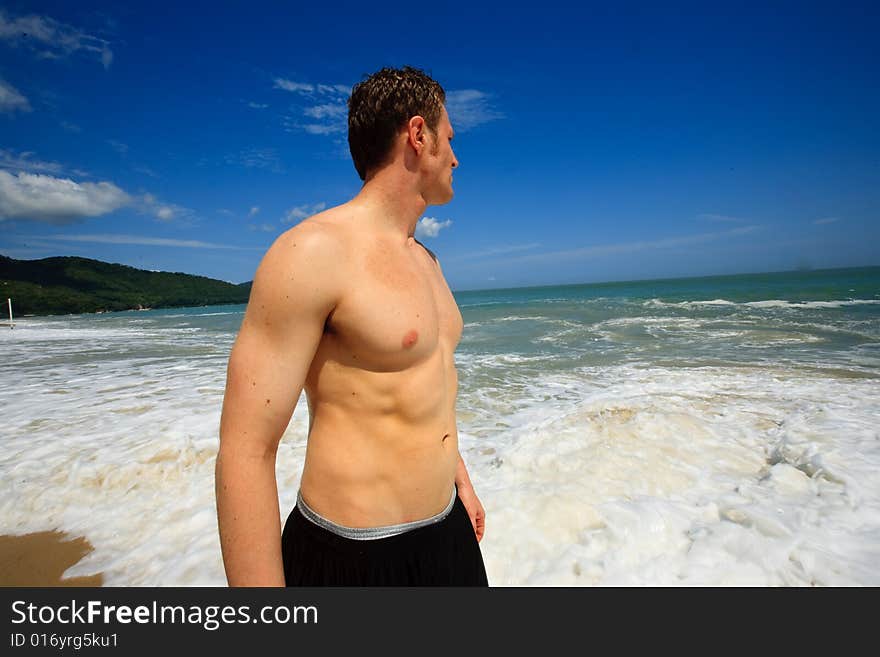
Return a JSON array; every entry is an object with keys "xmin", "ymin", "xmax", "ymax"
[{"xmin": 296, "ymin": 486, "xmax": 457, "ymax": 541}]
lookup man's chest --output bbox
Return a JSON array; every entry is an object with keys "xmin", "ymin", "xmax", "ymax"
[{"xmin": 323, "ymin": 243, "xmax": 463, "ymax": 372}]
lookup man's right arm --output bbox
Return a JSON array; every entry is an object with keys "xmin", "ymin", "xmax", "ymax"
[{"xmin": 215, "ymin": 224, "xmax": 341, "ymax": 586}]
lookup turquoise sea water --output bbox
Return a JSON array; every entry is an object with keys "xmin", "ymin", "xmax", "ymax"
[
  {"xmin": 1, "ymin": 266, "xmax": 878, "ymax": 585},
  {"xmin": 455, "ymin": 265, "xmax": 879, "ymax": 370}
]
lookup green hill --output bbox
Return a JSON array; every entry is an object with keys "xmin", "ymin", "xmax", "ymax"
[{"xmin": 0, "ymin": 254, "xmax": 252, "ymax": 316}]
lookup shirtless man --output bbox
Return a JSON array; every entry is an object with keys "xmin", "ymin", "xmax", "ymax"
[{"xmin": 215, "ymin": 66, "xmax": 488, "ymax": 586}]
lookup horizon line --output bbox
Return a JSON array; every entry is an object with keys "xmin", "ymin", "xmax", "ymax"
[
  {"xmin": 449, "ymin": 263, "xmax": 880, "ymax": 294},
  {"xmin": 2, "ymin": 252, "xmax": 878, "ymax": 293}
]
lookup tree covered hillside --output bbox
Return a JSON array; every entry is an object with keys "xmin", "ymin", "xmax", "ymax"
[{"xmin": 0, "ymin": 254, "xmax": 252, "ymax": 316}]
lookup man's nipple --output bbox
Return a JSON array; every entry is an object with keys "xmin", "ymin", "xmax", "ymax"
[{"xmin": 402, "ymin": 329, "xmax": 419, "ymax": 349}]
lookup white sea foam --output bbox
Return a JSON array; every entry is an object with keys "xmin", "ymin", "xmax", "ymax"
[
  {"xmin": 644, "ymin": 298, "xmax": 735, "ymax": 308},
  {"xmin": 584, "ymin": 315, "xmax": 861, "ymax": 349},
  {"xmin": 746, "ymin": 299, "xmax": 880, "ymax": 309},
  {"xmin": 466, "ymin": 364, "xmax": 880, "ymax": 586},
  {"xmin": 177, "ymin": 311, "xmax": 243, "ymax": 317},
  {"xmin": 646, "ymin": 298, "xmax": 880, "ymax": 310},
  {"xmin": 491, "ymin": 315, "xmax": 553, "ymax": 322}
]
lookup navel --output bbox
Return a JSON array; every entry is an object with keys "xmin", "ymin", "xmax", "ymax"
[{"xmin": 401, "ymin": 329, "xmax": 419, "ymax": 349}]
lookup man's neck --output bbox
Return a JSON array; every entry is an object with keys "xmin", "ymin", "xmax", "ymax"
[{"xmin": 351, "ymin": 169, "xmax": 427, "ymax": 241}]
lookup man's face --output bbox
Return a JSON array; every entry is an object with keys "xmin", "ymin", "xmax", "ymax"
[{"xmin": 423, "ymin": 106, "xmax": 458, "ymax": 205}]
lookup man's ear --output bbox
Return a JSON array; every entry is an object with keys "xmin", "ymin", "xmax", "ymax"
[{"xmin": 407, "ymin": 115, "xmax": 427, "ymax": 152}]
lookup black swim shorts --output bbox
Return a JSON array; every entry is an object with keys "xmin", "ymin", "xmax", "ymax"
[{"xmin": 281, "ymin": 495, "xmax": 489, "ymax": 586}]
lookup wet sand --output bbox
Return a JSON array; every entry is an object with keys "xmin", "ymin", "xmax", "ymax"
[{"xmin": 0, "ymin": 531, "xmax": 103, "ymax": 586}]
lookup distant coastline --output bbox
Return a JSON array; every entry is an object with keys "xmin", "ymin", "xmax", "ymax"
[
  {"xmin": 0, "ymin": 254, "xmax": 252, "ymax": 317},
  {"xmin": 3, "ymin": 253, "xmax": 878, "ymax": 317}
]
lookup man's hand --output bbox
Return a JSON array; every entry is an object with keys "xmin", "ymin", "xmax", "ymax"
[
  {"xmin": 457, "ymin": 483, "xmax": 485, "ymax": 542},
  {"xmin": 455, "ymin": 452, "xmax": 485, "ymax": 542}
]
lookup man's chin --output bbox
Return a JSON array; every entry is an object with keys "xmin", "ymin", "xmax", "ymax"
[{"xmin": 427, "ymin": 190, "xmax": 454, "ymax": 206}]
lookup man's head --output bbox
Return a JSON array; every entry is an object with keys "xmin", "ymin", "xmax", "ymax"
[{"xmin": 348, "ymin": 66, "xmax": 449, "ymax": 183}]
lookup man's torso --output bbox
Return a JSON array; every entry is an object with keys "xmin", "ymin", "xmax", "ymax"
[{"xmin": 294, "ymin": 207, "xmax": 463, "ymax": 527}]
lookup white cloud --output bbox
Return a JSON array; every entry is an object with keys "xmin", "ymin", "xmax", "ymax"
[
  {"xmin": 277, "ymin": 79, "xmax": 350, "ymax": 137},
  {"xmin": 813, "ymin": 217, "xmax": 840, "ymax": 225},
  {"xmin": 0, "ymin": 163, "xmax": 191, "ymax": 225},
  {"xmin": 248, "ymin": 206, "xmax": 260, "ymax": 218},
  {"xmin": 60, "ymin": 120, "xmax": 82, "ymax": 133},
  {"xmin": 698, "ymin": 213, "xmax": 747, "ymax": 223},
  {"xmin": 0, "ymin": 149, "xmax": 65, "ymax": 175},
  {"xmin": 0, "ymin": 171, "xmax": 129, "ymax": 224},
  {"xmin": 107, "ymin": 140, "xmax": 128, "ymax": 155},
  {"xmin": 445, "ymin": 89, "xmax": 503, "ymax": 131},
  {"xmin": 293, "ymin": 121, "xmax": 346, "ymax": 135},
  {"xmin": 0, "ymin": 9, "xmax": 113, "ymax": 69},
  {"xmin": 303, "ymin": 103, "xmax": 347, "ymax": 120},
  {"xmin": 318, "ymin": 84, "xmax": 351, "ymax": 95},
  {"xmin": 0, "ymin": 79, "xmax": 31, "ymax": 114},
  {"xmin": 273, "ymin": 78, "xmax": 314, "ymax": 93},
  {"xmin": 42, "ymin": 233, "xmax": 256, "ymax": 249},
  {"xmin": 138, "ymin": 193, "xmax": 190, "ymax": 223},
  {"xmin": 282, "ymin": 202, "xmax": 326, "ymax": 223},
  {"xmin": 248, "ymin": 102, "xmax": 268, "ymax": 109},
  {"xmin": 225, "ymin": 147, "xmax": 282, "ymax": 171},
  {"xmin": 416, "ymin": 217, "xmax": 452, "ymax": 238},
  {"xmin": 247, "ymin": 222, "xmax": 276, "ymax": 233},
  {"xmin": 133, "ymin": 165, "xmax": 159, "ymax": 178}
]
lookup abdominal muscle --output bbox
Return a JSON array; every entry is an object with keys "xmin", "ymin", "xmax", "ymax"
[{"xmin": 297, "ymin": 347, "xmax": 460, "ymax": 528}]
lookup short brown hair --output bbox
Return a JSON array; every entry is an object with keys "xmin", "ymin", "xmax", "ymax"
[{"xmin": 347, "ymin": 66, "xmax": 446, "ymax": 181}]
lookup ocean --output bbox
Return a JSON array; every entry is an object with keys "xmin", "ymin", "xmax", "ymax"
[{"xmin": 1, "ymin": 265, "xmax": 878, "ymax": 585}]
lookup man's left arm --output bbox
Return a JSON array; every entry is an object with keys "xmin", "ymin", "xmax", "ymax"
[{"xmin": 455, "ymin": 452, "xmax": 485, "ymax": 542}]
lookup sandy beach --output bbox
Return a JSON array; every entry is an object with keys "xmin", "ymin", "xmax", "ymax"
[{"xmin": 0, "ymin": 531, "xmax": 103, "ymax": 587}]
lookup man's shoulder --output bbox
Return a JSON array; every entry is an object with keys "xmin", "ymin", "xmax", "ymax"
[
  {"xmin": 254, "ymin": 214, "xmax": 349, "ymax": 300},
  {"xmin": 269, "ymin": 212, "xmax": 348, "ymax": 263}
]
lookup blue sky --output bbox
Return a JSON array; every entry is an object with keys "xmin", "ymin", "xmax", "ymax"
[{"xmin": 0, "ymin": 1, "xmax": 877, "ymax": 291}]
